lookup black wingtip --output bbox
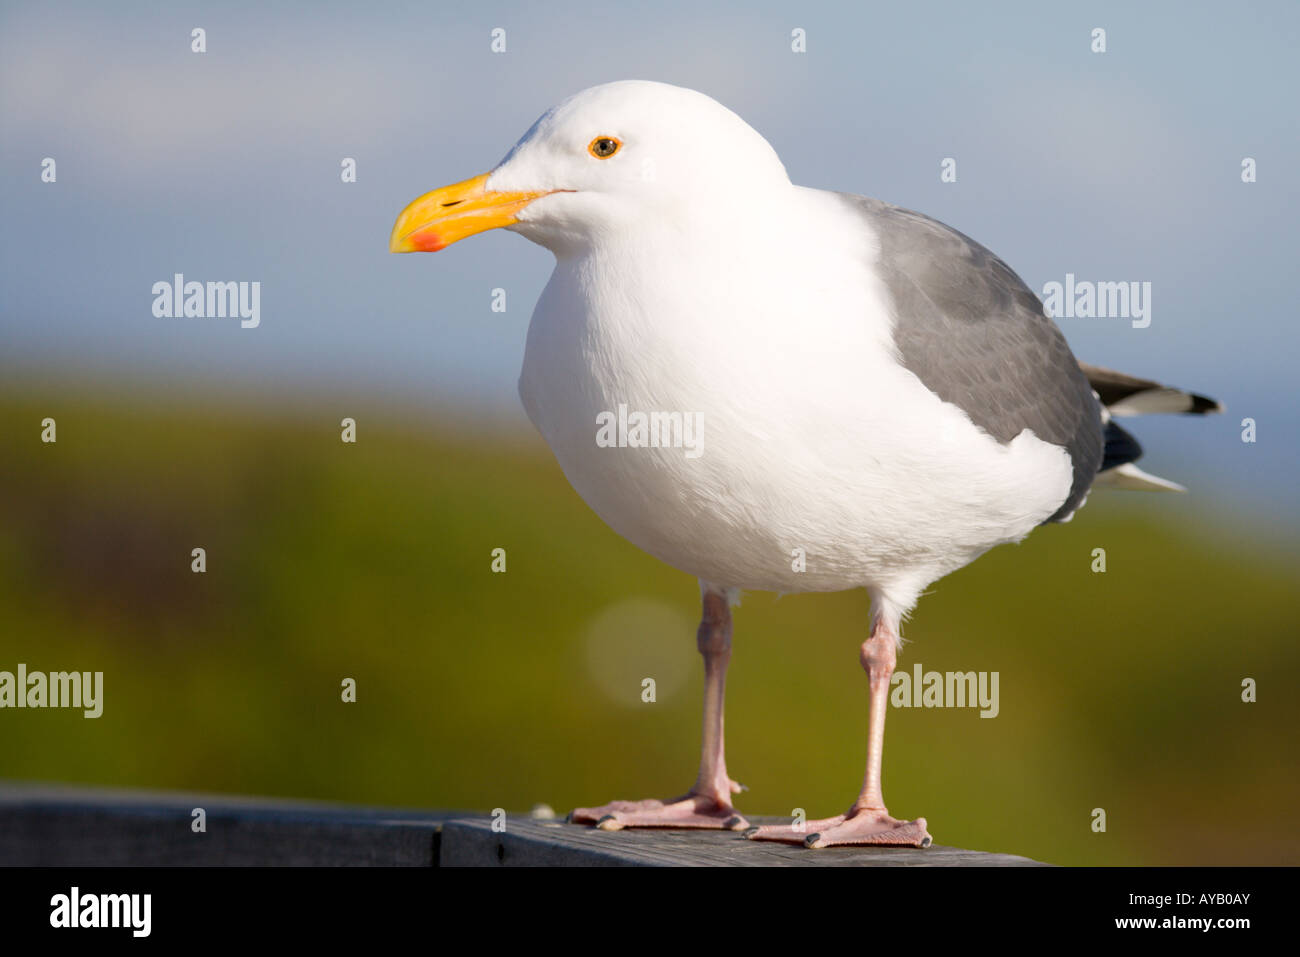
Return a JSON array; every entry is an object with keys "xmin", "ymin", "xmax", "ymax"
[
  {"xmin": 1188, "ymin": 393, "xmax": 1224, "ymax": 415},
  {"xmin": 1101, "ymin": 420, "xmax": 1144, "ymax": 471}
]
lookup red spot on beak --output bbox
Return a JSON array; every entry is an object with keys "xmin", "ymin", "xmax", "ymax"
[{"xmin": 408, "ymin": 229, "xmax": 446, "ymax": 252}]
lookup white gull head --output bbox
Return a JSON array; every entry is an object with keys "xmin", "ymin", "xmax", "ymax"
[{"xmin": 488, "ymin": 81, "xmax": 792, "ymax": 255}]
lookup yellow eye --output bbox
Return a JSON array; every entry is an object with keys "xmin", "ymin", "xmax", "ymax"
[{"xmin": 588, "ymin": 136, "xmax": 621, "ymax": 159}]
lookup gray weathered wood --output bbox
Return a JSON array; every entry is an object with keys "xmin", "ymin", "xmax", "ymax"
[
  {"xmin": 0, "ymin": 783, "xmax": 1047, "ymax": 866},
  {"xmin": 441, "ymin": 816, "xmax": 1047, "ymax": 867},
  {"xmin": 0, "ymin": 783, "xmax": 453, "ymax": 866}
]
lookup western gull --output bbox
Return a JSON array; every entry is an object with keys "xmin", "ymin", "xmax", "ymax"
[{"xmin": 390, "ymin": 80, "xmax": 1221, "ymax": 848}]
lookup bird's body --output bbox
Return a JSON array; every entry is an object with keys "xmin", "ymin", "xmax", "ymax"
[
  {"xmin": 391, "ymin": 80, "xmax": 1220, "ymax": 846},
  {"xmin": 518, "ymin": 183, "xmax": 1077, "ymax": 615}
]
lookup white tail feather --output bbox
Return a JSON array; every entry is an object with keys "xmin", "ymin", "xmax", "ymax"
[{"xmin": 1094, "ymin": 463, "xmax": 1187, "ymax": 493}]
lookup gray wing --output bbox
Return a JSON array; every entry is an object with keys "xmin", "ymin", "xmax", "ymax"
[{"xmin": 842, "ymin": 194, "xmax": 1103, "ymax": 522}]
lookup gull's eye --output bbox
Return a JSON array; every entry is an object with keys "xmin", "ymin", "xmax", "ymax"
[{"xmin": 588, "ymin": 136, "xmax": 621, "ymax": 159}]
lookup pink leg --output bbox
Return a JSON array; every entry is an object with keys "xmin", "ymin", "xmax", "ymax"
[
  {"xmin": 747, "ymin": 616, "xmax": 931, "ymax": 848},
  {"xmin": 570, "ymin": 587, "xmax": 749, "ymax": 831}
]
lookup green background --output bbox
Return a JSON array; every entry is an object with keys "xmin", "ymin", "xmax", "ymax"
[{"xmin": 1, "ymin": 385, "xmax": 1296, "ymax": 866}]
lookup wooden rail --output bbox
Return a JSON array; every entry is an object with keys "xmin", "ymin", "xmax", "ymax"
[{"xmin": 0, "ymin": 783, "xmax": 1046, "ymax": 866}]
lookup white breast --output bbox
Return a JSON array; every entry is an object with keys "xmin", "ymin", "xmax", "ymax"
[{"xmin": 517, "ymin": 186, "xmax": 1072, "ymax": 614}]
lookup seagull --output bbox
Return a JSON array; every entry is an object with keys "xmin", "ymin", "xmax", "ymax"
[{"xmin": 390, "ymin": 80, "xmax": 1221, "ymax": 848}]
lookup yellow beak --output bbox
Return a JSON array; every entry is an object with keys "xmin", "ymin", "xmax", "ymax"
[{"xmin": 389, "ymin": 173, "xmax": 553, "ymax": 253}]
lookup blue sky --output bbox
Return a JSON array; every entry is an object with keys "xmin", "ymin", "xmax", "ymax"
[{"xmin": 2, "ymin": 0, "xmax": 1297, "ymax": 528}]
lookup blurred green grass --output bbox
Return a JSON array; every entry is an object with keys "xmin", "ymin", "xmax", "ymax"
[{"xmin": 1, "ymin": 384, "xmax": 1297, "ymax": 865}]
